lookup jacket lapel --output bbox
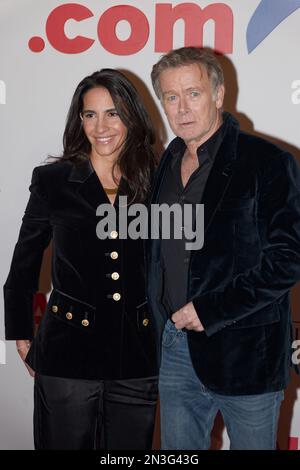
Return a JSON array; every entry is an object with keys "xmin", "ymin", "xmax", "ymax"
[
  {"xmin": 200, "ymin": 113, "xmax": 239, "ymax": 234},
  {"xmin": 68, "ymin": 158, "xmax": 108, "ymax": 211}
]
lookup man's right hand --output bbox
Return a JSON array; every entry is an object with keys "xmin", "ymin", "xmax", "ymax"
[{"xmin": 16, "ymin": 340, "xmax": 35, "ymax": 377}]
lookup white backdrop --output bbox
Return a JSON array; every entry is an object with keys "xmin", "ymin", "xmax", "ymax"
[{"xmin": 0, "ymin": 0, "xmax": 300, "ymax": 450}]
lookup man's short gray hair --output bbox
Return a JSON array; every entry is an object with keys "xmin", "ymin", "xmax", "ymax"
[{"xmin": 151, "ymin": 47, "xmax": 224, "ymax": 99}]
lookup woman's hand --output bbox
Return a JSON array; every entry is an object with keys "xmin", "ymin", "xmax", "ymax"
[{"xmin": 16, "ymin": 340, "xmax": 35, "ymax": 377}]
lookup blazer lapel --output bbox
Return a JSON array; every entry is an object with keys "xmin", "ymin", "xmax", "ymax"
[
  {"xmin": 200, "ymin": 113, "xmax": 240, "ymax": 234},
  {"xmin": 68, "ymin": 158, "xmax": 108, "ymax": 211}
]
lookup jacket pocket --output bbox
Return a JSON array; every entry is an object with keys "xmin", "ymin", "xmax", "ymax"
[
  {"xmin": 47, "ymin": 289, "xmax": 96, "ymax": 331},
  {"xmin": 218, "ymin": 197, "xmax": 255, "ymax": 212},
  {"xmin": 226, "ymin": 303, "xmax": 280, "ymax": 329},
  {"xmin": 136, "ymin": 300, "xmax": 153, "ymax": 330}
]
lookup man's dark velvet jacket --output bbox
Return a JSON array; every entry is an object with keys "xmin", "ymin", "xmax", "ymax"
[
  {"xmin": 146, "ymin": 113, "xmax": 300, "ymax": 395},
  {"xmin": 4, "ymin": 160, "xmax": 158, "ymax": 380}
]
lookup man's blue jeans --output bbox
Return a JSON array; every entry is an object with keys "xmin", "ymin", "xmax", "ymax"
[{"xmin": 159, "ymin": 320, "xmax": 284, "ymax": 450}]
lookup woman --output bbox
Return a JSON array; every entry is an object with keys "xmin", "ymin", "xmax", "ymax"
[{"xmin": 4, "ymin": 69, "xmax": 158, "ymax": 450}]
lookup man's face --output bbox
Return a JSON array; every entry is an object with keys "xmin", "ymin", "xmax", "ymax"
[{"xmin": 159, "ymin": 63, "xmax": 224, "ymax": 147}]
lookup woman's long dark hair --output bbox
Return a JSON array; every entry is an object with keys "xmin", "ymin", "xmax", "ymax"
[{"xmin": 61, "ymin": 69, "xmax": 156, "ymax": 202}]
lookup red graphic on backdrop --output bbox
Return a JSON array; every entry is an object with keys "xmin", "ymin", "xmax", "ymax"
[
  {"xmin": 98, "ymin": 6, "xmax": 150, "ymax": 55},
  {"xmin": 33, "ymin": 292, "xmax": 47, "ymax": 326},
  {"xmin": 28, "ymin": 2, "xmax": 234, "ymax": 55},
  {"xmin": 155, "ymin": 3, "xmax": 233, "ymax": 53},
  {"xmin": 288, "ymin": 437, "xmax": 299, "ymax": 450},
  {"xmin": 28, "ymin": 36, "xmax": 45, "ymax": 53},
  {"xmin": 46, "ymin": 3, "xmax": 94, "ymax": 54}
]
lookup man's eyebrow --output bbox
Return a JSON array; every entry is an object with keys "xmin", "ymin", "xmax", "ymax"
[
  {"xmin": 162, "ymin": 86, "xmax": 202, "ymax": 96},
  {"xmin": 186, "ymin": 86, "xmax": 201, "ymax": 91},
  {"xmin": 162, "ymin": 90, "xmax": 176, "ymax": 97}
]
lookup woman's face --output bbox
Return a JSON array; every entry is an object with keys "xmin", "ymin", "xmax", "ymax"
[{"xmin": 81, "ymin": 87, "xmax": 128, "ymax": 163}]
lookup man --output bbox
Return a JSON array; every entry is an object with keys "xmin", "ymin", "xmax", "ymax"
[{"xmin": 147, "ymin": 47, "xmax": 300, "ymax": 450}]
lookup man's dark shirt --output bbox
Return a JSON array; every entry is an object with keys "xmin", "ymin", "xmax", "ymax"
[{"xmin": 158, "ymin": 122, "xmax": 225, "ymax": 315}]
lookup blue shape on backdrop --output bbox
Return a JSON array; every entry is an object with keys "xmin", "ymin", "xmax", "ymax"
[{"xmin": 247, "ymin": 0, "xmax": 300, "ymax": 53}]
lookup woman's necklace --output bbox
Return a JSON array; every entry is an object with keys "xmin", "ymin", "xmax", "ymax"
[{"xmin": 103, "ymin": 187, "xmax": 118, "ymax": 195}]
